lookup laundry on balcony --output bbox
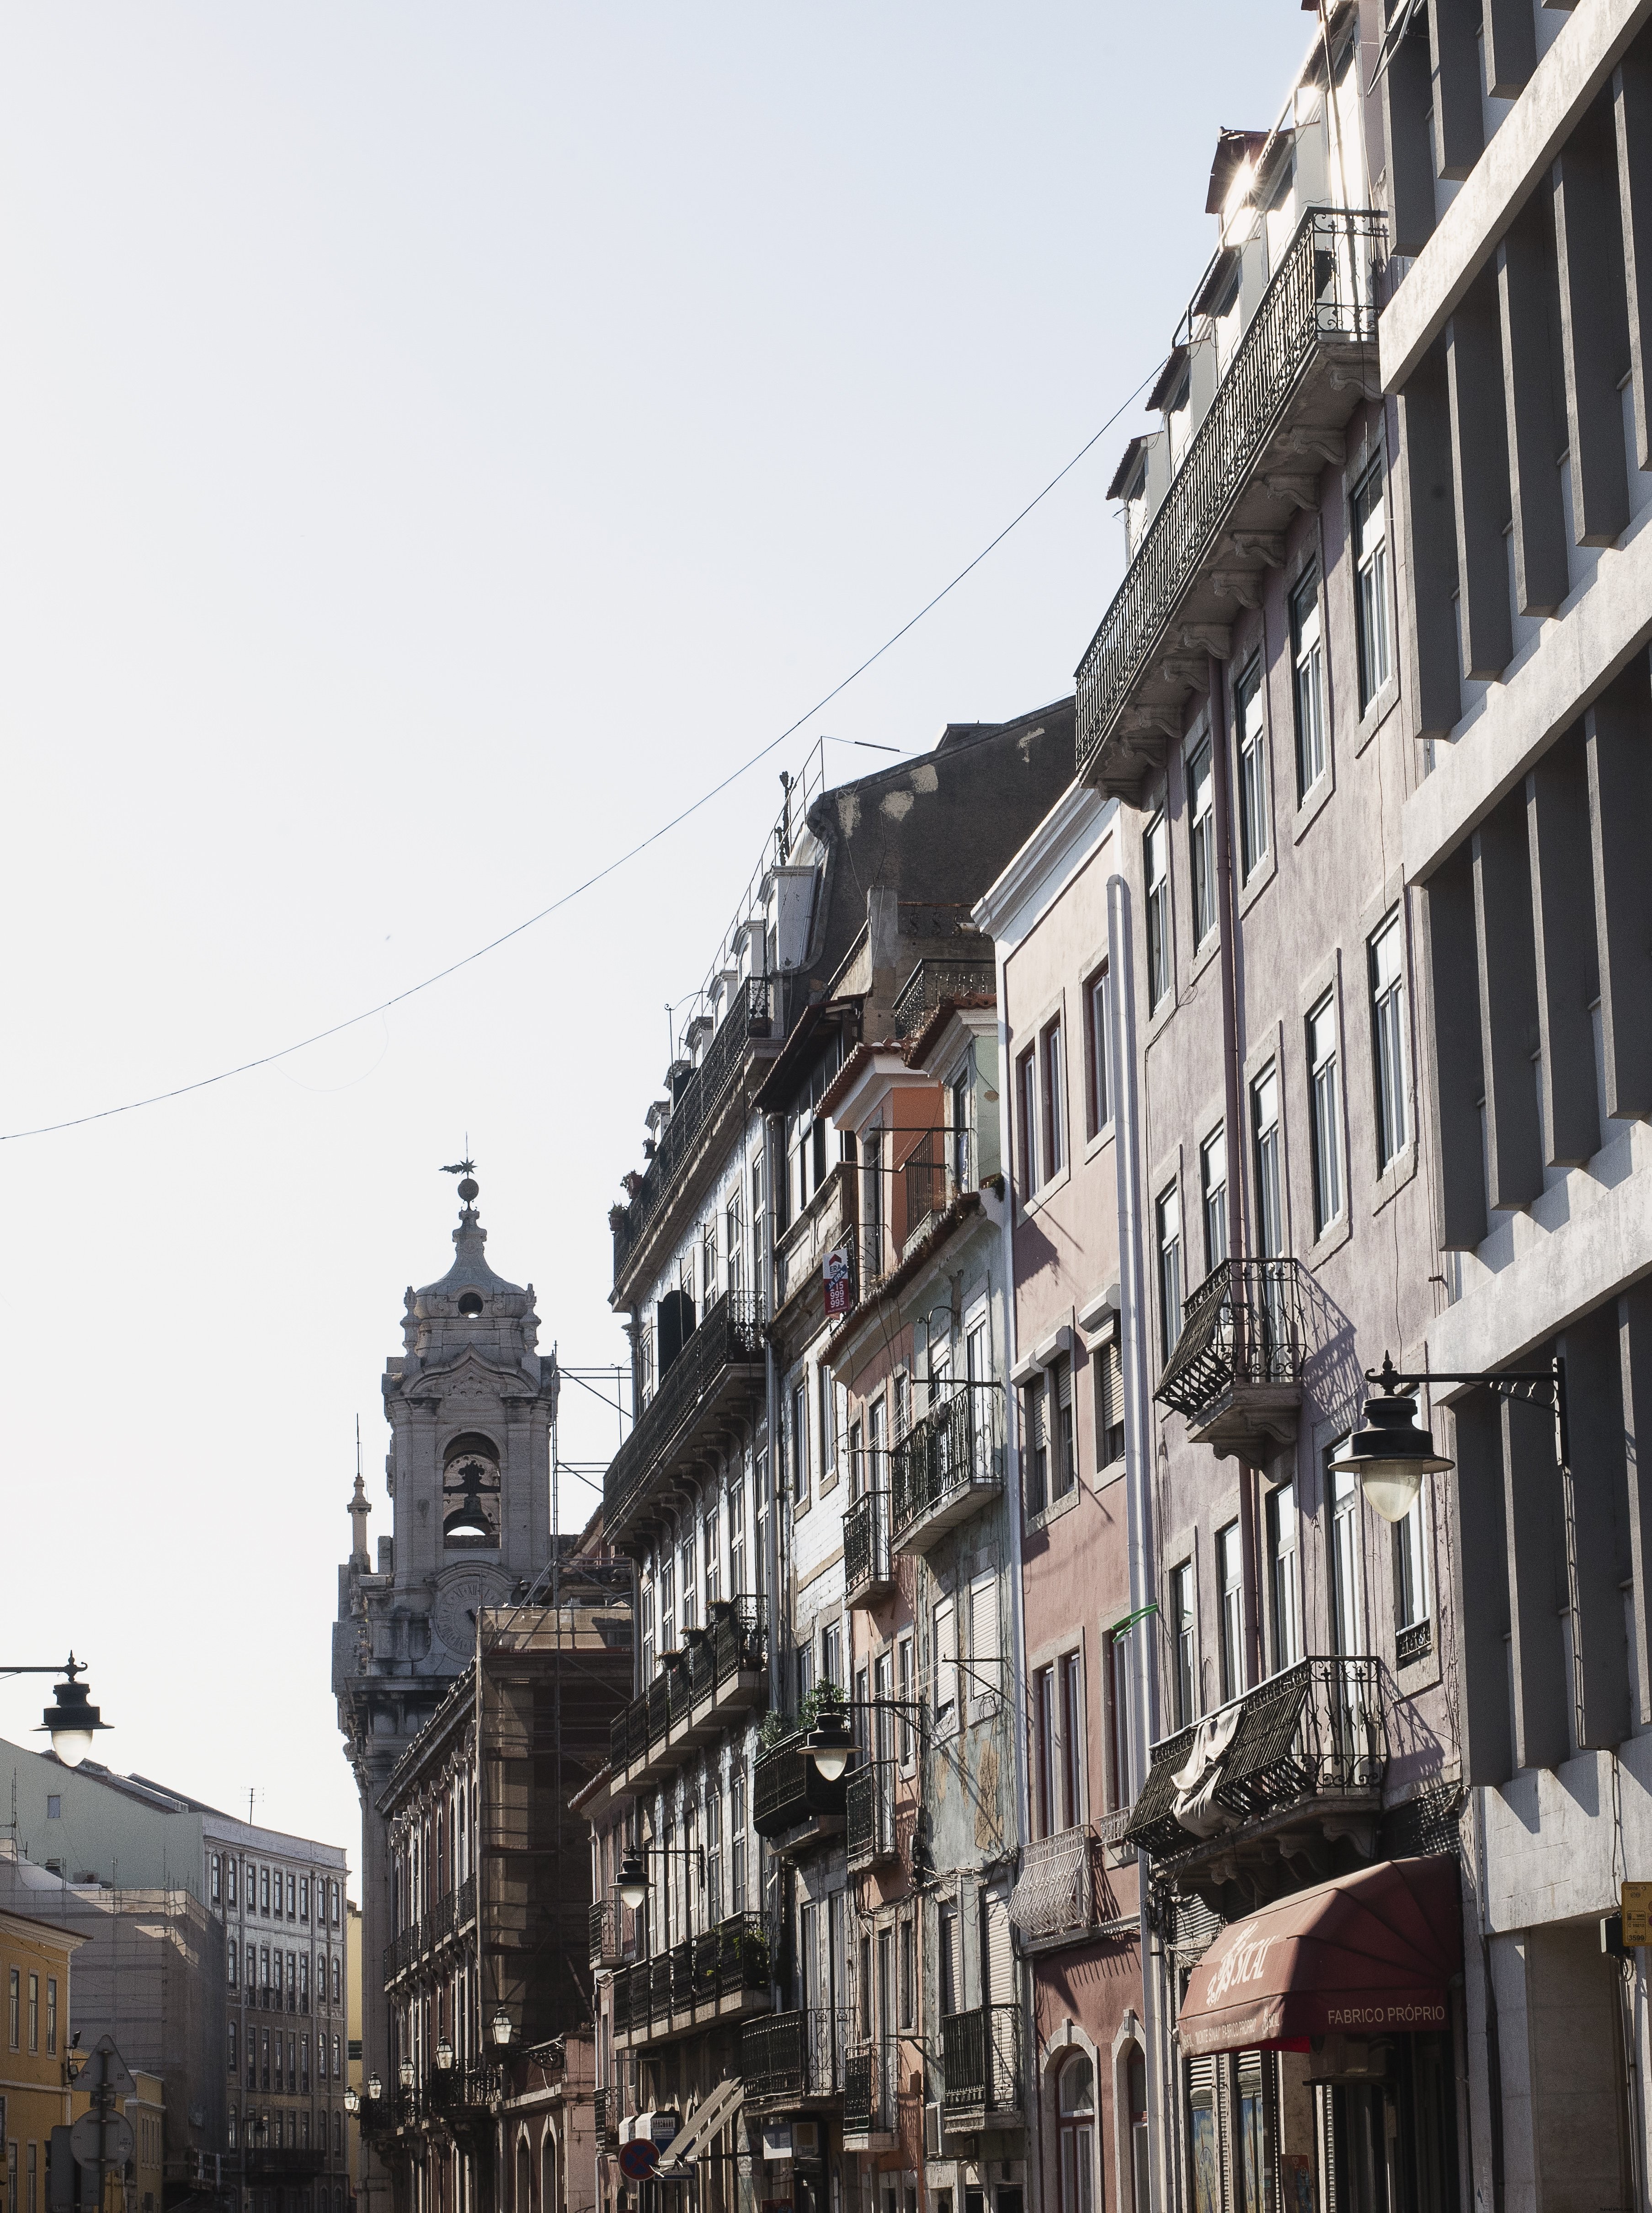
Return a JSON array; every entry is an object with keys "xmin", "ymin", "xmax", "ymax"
[{"xmin": 1169, "ymin": 1707, "xmax": 1244, "ymax": 1839}]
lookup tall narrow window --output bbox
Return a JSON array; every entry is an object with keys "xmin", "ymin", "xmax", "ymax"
[
  {"xmin": 1145, "ymin": 813, "xmax": 1172, "ymax": 1011},
  {"xmin": 1059, "ymin": 1652, "xmax": 1084, "ymax": 1827},
  {"xmin": 1093, "ymin": 1336, "xmax": 1124, "ymax": 1469},
  {"xmin": 1108, "ymin": 1629, "xmax": 1134, "ymax": 1807},
  {"xmin": 1058, "ymin": 2054, "xmax": 1097, "ymax": 2213},
  {"xmin": 730, "ymin": 1773, "xmax": 747, "ymax": 1914},
  {"xmin": 45, "ymin": 1979, "xmax": 55, "ymax": 2057},
  {"xmin": 1156, "ymin": 1184, "xmax": 1183, "ymax": 1364},
  {"xmin": 1290, "ymin": 565, "xmax": 1326, "ymax": 798},
  {"xmin": 896, "ymin": 1634, "xmax": 915, "ymax": 1767},
  {"xmin": 1084, "ymin": 962, "xmax": 1113, "ymax": 1138},
  {"xmin": 1188, "ymin": 736, "xmax": 1217, "ymax": 949},
  {"xmin": 1170, "ymin": 1562, "xmax": 1197, "ymax": 1726},
  {"xmin": 1370, "ymin": 912, "xmax": 1409, "ymax": 1171},
  {"xmin": 1353, "ymin": 455, "xmax": 1391, "ymax": 709},
  {"xmin": 818, "ymin": 1365, "xmax": 837, "ymax": 1485},
  {"xmin": 1235, "ymin": 658, "xmax": 1268, "ymax": 881},
  {"xmin": 1217, "ymin": 1522, "xmax": 1244, "ymax": 1702},
  {"xmin": 1268, "ymin": 1482, "xmax": 1301, "ymax": 1672},
  {"xmin": 1395, "ymin": 1491, "xmax": 1428, "ymax": 1631},
  {"xmin": 1016, "ymin": 1050, "xmax": 1039, "ymax": 1195},
  {"xmin": 1330, "ymin": 1460, "xmax": 1364, "ymax": 1654},
  {"xmin": 933, "ymin": 1600, "xmax": 958, "ymax": 1735},
  {"xmin": 1251, "ymin": 1065, "xmax": 1284, "ymax": 1258},
  {"xmin": 864, "ymin": 1128, "xmax": 884, "ymax": 1273},
  {"xmin": 1023, "ymin": 1373, "xmax": 1049, "ymax": 1517},
  {"xmin": 790, "ymin": 1379, "xmax": 809, "ymax": 1505},
  {"xmin": 951, "ymin": 1070, "xmax": 972, "ymax": 1192},
  {"xmin": 1306, "ymin": 992, "xmax": 1343, "ymax": 1236},
  {"xmin": 1051, "ymin": 1356, "xmax": 1076, "ymax": 1501},
  {"xmin": 1200, "ymin": 1126, "xmax": 1227, "ymax": 1275},
  {"xmin": 1034, "ymin": 1665, "xmax": 1056, "ymax": 1839},
  {"xmin": 1041, "ymin": 1017, "xmax": 1066, "ymax": 1178}
]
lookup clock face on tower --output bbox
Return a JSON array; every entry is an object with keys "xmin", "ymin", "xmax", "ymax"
[{"xmin": 431, "ymin": 1566, "xmax": 516, "ymax": 1660}]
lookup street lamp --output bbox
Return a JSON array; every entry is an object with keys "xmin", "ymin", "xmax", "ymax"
[
  {"xmin": 802, "ymin": 1710, "xmax": 854, "ymax": 1783},
  {"xmin": 367, "ymin": 2075, "xmax": 383, "ymax": 2104},
  {"xmin": 490, "ymin": 2008, "xmax": 514, "ymax": 2049},
  {"xmin": 1330, "ymin": 1352, "xmax": 1566, "ymax": 1523},
  {"xmin": 344, "ymin": 2088, "xmax": 360, "ymax": 2117},
  {"xmin": 0, "ymin": 1657, "xmax": 111, "ymax": 1768},
  {"xmin": 614, "ymin": 1838, "xmax": 705, "ymax": 1908},
  {"xmin": 435, "ymin": 2039, "xmax": 454, "ymax": 2071},
  {"xmin": 399, "ymin": 2058, "xmax": 415, "ymax": 2090}
]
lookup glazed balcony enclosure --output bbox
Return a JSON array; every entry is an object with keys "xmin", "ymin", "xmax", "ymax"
[
  {"xmin": 604, "ymin": 1292, "xmax": 766, "ymax": 1549},
  {"xmin": 891, "ymin": 1384, "xmax": 1005, "ymax": 1555},
  {"xmin": 742, "ymin": 2007, "xmax": 853, "ymax": 2106},
  {"xmin": 843, "ymin": 2040, "xmax": 899, "ymax": 2151},
  {"xmin": 608, "ymin": 1597, "xmax": 767, "ymax": 1789},
  {"xmin": 1155, "ymin": 1257, "xmax": 1306, "ymax": 1463},
  {"xmin": 1124, "ymin": 1655, "xmax": 1387, "ymax": 1914},
  {"xmin": 1075, "ymin": 207, "xmax": 1386, "ymax": 796},
  {"xmin": 941, "ymin": 2004, "xmax": 1021, "ymax": 2133},
  {"xmin": 610, "ymin": 1913, "xmax": 772, "ymax": 2052}
]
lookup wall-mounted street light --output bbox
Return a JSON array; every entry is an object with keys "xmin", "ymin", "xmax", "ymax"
[
  {"xmin": 1330, "ymin": 1352, "xmax": 1566, "ymax": 1523},
  {"xmin": 399, "ymin": 2058, "xmax": 416, "ymax": 2090},
  {"xmin": 0, "ymin": 1656, "xmax": 111, "ymax": 1768},
  {"xmin": 490, "ymin": 2007, "xmax": 514, "ymax": 2049},
  {"xmin": 434, "ymin": 2039, "xmax": 454, "ymax": 2072},
  {"xmin": 367, "ymin": 2075, "xmax": 383, "ymax": 2103},
  {"xmin": 344, "ymin": 2088, "xmax": 361, "ymax": 2117},
  {"xmin": 616, "ymin": 1837, "xmax": 706, "ymax": 1910}
]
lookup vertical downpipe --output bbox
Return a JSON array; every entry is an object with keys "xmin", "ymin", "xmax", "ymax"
[
  {"xmin": 1107, "ymin": 872, "xmax": 1168, "ymax": 2213},
  {"xmin": 762, "ymin": 1107, "xmax": 788, "ymax": 2009}
]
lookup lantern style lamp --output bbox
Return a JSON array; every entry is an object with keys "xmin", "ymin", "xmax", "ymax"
[
  {"xmin": 344, "ymin": 2087, "xmax": 360, "ymax": 2117},
  {"xmin": 1327, "ymin": 1358, "xmax": 1455, "ymax": 1523},
  {"xmin": 435, "ymin": 2038, "xmax": 454, "ymax": 2071},
  {"xmin": 367, "ymin": 2075, "xmax": 383, "ymax": 2103},
  {"xmin": 490, "ymin": 2007, "xmax": 514, "ymax": 2048},
  {"xmin": 803, "ymin": 1710, "xmax": 855, "ymax": 1783},
  {"xmin": 399, "ymin": 2058, "xmax": 416, "ymax": 2090},
  {"xmin": 617, "ymin": 1852, "xmax": 648, "ymax": 1911},
  {"xmin": 37, "ymin": 1661, "xmax": 110, "ymax": 1769}
]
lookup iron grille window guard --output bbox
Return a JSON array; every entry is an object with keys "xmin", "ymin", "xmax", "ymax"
[
  {"xmin": 605, "ymin": 1291, "xmax": 766, "ymax": 1533},
  {"xmin": 845, "ymin": 1759, "xmax": 899, "ymax": 1869},
  {"xmin": 940, "ymin": 2004, "xmax": 1021, "ymax": 2122},
  {"xmin": 1075, "ymin": 208, "xmax": 1386, "ymax": 781},
  {"xmin": 1154, "ymin": 1257, "xmax": 1306, "ymax": 1422},
  {"xmin": 890, "ymin": 1384, "xmax": 1005, "ymax": 1542},
  {"xmin": 614, "ymin": 978, "xmax": 773, "ymax": 1278},
  {"xmin": 843, "ymin": 1491, "xmax": 891, "ymax": 1601},
  {"xmin": 1124, "ymin": 1654, "xmax": 1387, "ymax": 1862},
  {"xmin": 844, "ymin": 2040, "xmax": 898, "ymax": 2135},
  {"xmin": 892, "ymin": 957, "xmax": 997, "ymax": 1041}
]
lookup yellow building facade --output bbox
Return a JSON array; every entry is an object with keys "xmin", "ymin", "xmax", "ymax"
[{"xmin": 1, "ymin": 1908, "xmax": 84, "ymax": 2213}]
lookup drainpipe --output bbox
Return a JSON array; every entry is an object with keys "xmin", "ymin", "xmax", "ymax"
[
  {"xmin": 1106, "ymin": 874, "xmax": 1168, "ymax": 2213},
  {"xmin": 1208, "ymin": 654, "xmax": 1262, "ymax": 1690},
  {"xmin": 761, "ymin": 1107, "xmax": 789, "ymax": 2016}
]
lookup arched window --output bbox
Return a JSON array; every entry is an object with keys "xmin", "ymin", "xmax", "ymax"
[
  {"xmin": 1058, "ymin": 2054, "xmax": 1096, "ymax": 2213},
  {"xmin": 517, "ymin": 2136, "xmax": 533, "ymax": 2213},
  {"xmin": 1126, "ymin": 2044, "xmax": 1149, "ymax": 2213},
  {"xmin": 542, "ymin": 2130, "xmax": 559, "ymax": 2213}
]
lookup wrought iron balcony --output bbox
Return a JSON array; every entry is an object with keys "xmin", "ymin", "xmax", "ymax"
[
  {"xmin": 1155, "ymin": 1256, "xmax": 1306, "ymax": 1461},
  {"xmin": 900, "ymin": 1133, "xmax": 974, "ymax": 1251},
  {"xmin": 890, "ymin": 1384, "xmax": 1004, "ymax": 1554},
  {"xmin": 844, "ymin": 1490, "xmax": 893, "ymax": 1605},
  {"xmin": 244, "ymin": 2148, "xmax": 327, "ymax": 2181},
  {"xmin": 604, "ymin": 1291, "xmax": 766, "ymax": 1543},
  {"xmin": 843, "ymin": 2041, "xmax": 899, "ymax": 2149},
  {"xmin": 1124, "ymin": 1656, "xmax": 1387, "ymax": 1905},
  {"xmin": 741, "ymin": 2007, "xmax": 852, "ymax": 2103},
  {"xmin": 846, "ymin": 1759, "xmax": 900, "ymax": 1872},
  {"xmin": 892, "ymin": 956, "xmax": 996, "ymax": 1041},
  {"xmin": 613, "ymin": 976, "xmax": 774, "ymax": 1285},
  {"xmin": 754, "ymin": 1726, "xmax": 848, "ymax": 1840},
  {"xmin": 590, "ymin": 1897, "xmax": 628, "ymax": 1968},
  {"xmin": 1007, "ymin": 1825, "xmax": 1115, "ymax": 1954},
  {"xmin": 614, "ymin": 1915, "xmax": 773, "ymax": 2047},
  {"xmin": 594, "ymin": 2087, "xmax": 617, "ymax": 2154},
  {"xmin": 941, "ymin": 2004, "xmax": 1021, "ymax": 2131},
  {"xmin": 611, "ymin": 1598, "xmax": 768, "ymax": 1787},
  {"xmin": 1075, "ymin": 207, "xmax": 1386, "ymax": 793}
]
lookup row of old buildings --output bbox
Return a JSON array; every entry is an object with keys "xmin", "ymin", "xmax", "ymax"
[{"xmin": 338, "ymin": 1, "xmax": 1652, "ymax": 2212}]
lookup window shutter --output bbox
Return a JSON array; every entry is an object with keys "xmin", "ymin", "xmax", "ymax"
[{"xmin": 969, "ymin": 1576, "xmax": 1000, "ymax": 1716}]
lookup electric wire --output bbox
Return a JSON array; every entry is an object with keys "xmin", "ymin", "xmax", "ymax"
[{"xmin": 1, "ymin": 365, "xmax": 1157, "ymax": 1146}]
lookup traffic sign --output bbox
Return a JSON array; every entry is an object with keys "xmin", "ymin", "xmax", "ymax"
[
  {"xmin": 87, "ymin": 2037, "xmax": 136, "ymax": 2098},
  {"xmin": 70, "ymin": 2113, "xmax": 134, "ymax": 2168},
  {"xmin": 619, "ymin": 2141, "xmax": 659, "ymax": 2181},
  {"xmin": 1624, "ymin": 1882, "xmax": 1652, "ymax": 1947}
]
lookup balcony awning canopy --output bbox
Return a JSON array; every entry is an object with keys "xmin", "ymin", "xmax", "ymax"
[{"xmin": 1177, "ymin": 1856, "xmax": 1460, "ymax": 2057}]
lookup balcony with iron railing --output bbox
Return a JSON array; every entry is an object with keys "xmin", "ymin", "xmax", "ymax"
[
  {"xmin": 753, "ymin": 1727, "xmax": 849, "ymax": 1843},
  {"xmin": 941, "ymin": 2004, "xmax": 1021, "ymax": 2132},
  {"xmin": 612, "ymin": 1914, "xmax": 773, "ymax": 2050},
  {"xmin": 890, "ymin": 1384, "xmax": 1005, "ymax": 1555},
  {"xmin": 899, "ymin": 1132, "xmax": 975, "ymax": 1257},
  {"xmin": 1155, "ymin": 1257, "xmax": 1306, "ymax": 1462},
  {"xmin": 843, "ymin": 1487, "xmax": 894, "ymax": 1605},
  {"xmin": 589, "ymin": 1896, "xmax": 630, "ymax": 1969},
  {"xmin": 742, "ymin": 2007, "xmax": 853, "ymax": 2105},
  {"xmin": 604, "ymin": 1291, "xmax": 766, "ymax": 1544},
  {"xmin": 843, "ymin": 2041, "xmax": 899, "ymax": 2150},
  {"xmin": 1075, "ymin": 208, "xmax": 1386, "ymax": 795},
  {"xmin": 1124, "ymin": 1655, "xmax": 1387, "ymax": 1911},
  {"xmin": 609, "ymin": 1597, "xmax": 768, "ymax": 1788},
  {"xmin": 892, "ymin": 956, "xmax": 996, "ymax": 1041},
  {"xmin": 613, "ymin": 976, "xmax": 776, "ymax": 1293},
  {"xmin": 1007, "ymin": 1826, "xmax": 1115, "ymax": 1956},
  {"xmin": 845, "ymin": 1759, "xmax": 901, "ymax": 1873}
]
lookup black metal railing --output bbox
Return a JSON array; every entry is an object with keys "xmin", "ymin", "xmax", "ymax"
[
  {"xmin": 670, "ymin": 1937, "xmax": 695, "ymax": 2010},
  {"xmin": 1155, "ymin": 1257, "xmax": 1306, "ymax": 1423},
  {"xmin": 613, "ymin": 977, "xmax": 773, "ymax": 1277},
  {"xmin": 244, "ymin": 2149, "xmax": 327, "ymax": 2181},
  {"xmin": 650, "ymin": 1952, "xmax": 673, "ymax": 2025},
  {"xmin": 754, "ymin": 1728, "xmax": 849, "ymax": 1836},
  {"xmin": 941, "ymin": 2004, "xmax": 1021, "ymax": 2124},
  {"xmin": 844, "ymin": 1491, "xmax": 891, "ymax": 1603},
  {"xmin": 845, "ymin": 2041, "xmax": 898, "ymax": 2137},
  {"xmin": 715, "ymin": 1910, "xmax": 771, "ymax": 1996},
  {"xmin": 890, "ymin": 1384, "xmax": 1004, "ymax": 1542},
  {"xmin": 711, "ymin": 1594, "xmax": 767, "ymax": 1684},
  {"xmin": 590, "ymin": 1897, "xmax": 626, "ymax": 1966},
  {"xmin": 1009, "ymin": 1826, "xmax": 1107, "ymax": 1947},
  {"xmin": 616, "ymin": 1958, "xmax": 651, "ymax": 2034},
  {"xmin": 892, "ymin": 957, "xmax": 996, "ymax": 1039},
  {"xmin": 741, "ymin": 2007, "xmax": 852, "ymax": 2101},
  {"xmin": 1075, "ymin": 208, "xmax": 1386, "ymax": 780},
  {"xmin": 1125, "ymin": 1655, "xmax": 1387, "ymax": 1862},
  {"xmin": 594, "ymin": 2087, "xmax": 614, "ymax": 2152},
  {"xmin": 846, "ymin": 1759, "xmax": 899, "ymax": 1869},
  {"xmin": 605, "ymin": 1291, "xmax": 766, "ymax": 1532}
]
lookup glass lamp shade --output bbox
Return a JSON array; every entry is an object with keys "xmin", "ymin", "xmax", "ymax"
[
  {"xmin": 367, "ymin": 2075, "xmax": 383, "ymax": 2102},
  {"xmin": 435, "ymin": 2039, "xmax": 454, "ymax": 2071},
  {"xmin": 49, "ymin": 1731, "xmax": 96, "ymax": 1769},
  {"xmin": 1329, "ymin": 1387, "xmax": 1455, "ymax": 1523},
  {"xmin": 804, "ymin": 1714, "xmax": 854, "ymax": 1783},
  {"xmin": 617, "ymin": 1854, "xmax": 648, "ymax": 1911},
  {"xmin": 344, "ymin": 2088, "xmax": 360, "ymax": 2116},
  {"xmin": 491, "ymin": 2008, "xmax": 513, "ymax": 2048},
  {"xmin": 399, "ymin": 2058, "xmax": 415, "ymax": 2090}
]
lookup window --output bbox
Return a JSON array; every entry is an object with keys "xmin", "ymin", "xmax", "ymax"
[
  {"xmin": 8, "ymin": 1966, "xmax": 17, "ymax": 2047},
  {"xmin": 1057, "ymin": 2054, "xmax": 1096, "ymax": 2213},
  {"xmin": 1145, "ymin": 813, "xmax": 1172, "ymax": 1011},
  {"xmin": 1023, "ymin": 1373, "xmax": 1048, "ymax": 1516},
  {"xmin": 1217, "ymin": 1522, "xmax": 1244, "ymax": 1703},
  {"xmin": 1252, "ymin": 1065, "xmax": 1284, "ymax": 1258},
  {"xmin": 300, "ymin": 1876, "xmax": 309, "ymax": 1922},
  {"xmin": 1108, "ymin": 1627, "xmax": 1134, "ymax": 1808},
  {"xmin": 1041, "ymin": 1017, "xmax": 1066, "ymax": 1178},
  {"xmin": 1083, "ymin": 963, "xmax": 1113, "ymax": 1138},
  {"xmin": 701, "ymin": 1218, "xmax": 718, "ymax": 1310},
  {"xmin": 822, "ymin": 1622, "xmax": 842, "ymax": 1690},
  {"xmin": 1330, "ymin": 1458, "xmax": 1364, "ymax": 1654},
  {"xmin": 1353, "ymin": 456, "xmax": 1391, "ymax": 709},
  {"xmin": 1051, "ymin": 1356, "xmax": 1075, "ymax": 1501},
  {"xmin": 730, "ymin": 1772, "xmax": 747, "ymax": 1914},
  {"xmin": 933, "ymin": 1599, "xmax": 958, "ymax": 1734},
  {"xmin": 1188, "ymin": 736, "xmax": 1217, "ymax": 948},
  {"xmin": 1370, "ymin": 911, "xmax": 1409, "ymax": 1171},
  {"xmin": 334, "ymin": 1956, "xmax": 341, "ymax": 2003},
  {"xmin": 863, "ymin": 1128, "xmax": 884, "ymax": 1271},
  {"xmin": 789, "ymin": 1379, "xmax": 809, "ymax": 1505},
  {"xmin": 27, "ymin": 1973, "xmax": 37, "ymax": 2053},
  {"xmin": 228, "ymin": 1859, "xmax": 237, "ymax": 1907},
  {"xmin": 899, "ymin": 1918, "xmax": 916, "ymax": 2026},
  {"xmin": 1395, "ymin": 1490, "xmax": 1429, "ymax": 1631},
  {"xmin": 1200, "ymin": 1126, "xmax": 1227, "ymax": 1275},
  {"xmin": 1268, "ymin": 1482, "xmax": 1301, "ymax": 1672},
  {"xmin": 1034, "ymin": 1666, "xmax": 1056, "ymax": 1838},
  {"xmin": 1235, "ymin": 657, "xmax": 1268, "ymax": 881},
  {"xmin": 1307, "ymin": 992, "xmax": 1343, "ymax": 1236},
  {"xmin": 1171, "ymin": 1562, "xmax": 1197, "ymax": 1725},
  {"xmin": 211, "ymin": 1852, "xmax": 222, "ymax": 1903},
  {"xmin": 229, "ymin": 1943, "xmax": 238, "ymax": 1990},
  {"xmin": 229, "ymin": 2021, "xmax": 238, "ymax": 2074},
  {"xmin": 1016, "ymin": 1049, "xmax": 1039, "ymax": 1194},
  {"xmin": 951, "ymin": 1069, "xmax": 972, "ymax": 1193},
  {"xmin": 819, "ymin": 1365, "xmax": 837, "ymax": 1485},
  {"xmin": 897, "ymin": 1635, "xmax": 915, "ymax": 1767},
  {"xmin": 1290, "ymin": 564, "xmax": 1327, "ymax": 798},
  {"xmin": 247, "ymin": 1943, "xmax": 256, "ymax": 1989},
  {"xmin": 1060, "ymin": 1652, "xmax": 1083, "ymax": 1828},
  {"xmin": 968, "ymin": 1575, "xmax": 999, "ymax": 1719},
  {"xmin": 1128, "ymin": 2045, "xmax": 1151, "ymax": 2213},
  {"xmin": 287, "ymin": 1873, "xmax": 296, "ymax": 1916},
  {"xmin": 938, "ymin": 1902, "xmax": 959, "ymax": 2017},
  {"xmin": 1156, "ymin": 1184, "xmax": 1183, "ymax": 1364},
  {"xmin": 1093, "ymin": 1336, "xmax": 1124, "ymax": 1469},
  {"xmin": 261, "ymin": 1867, "xmax": 270, "ymax": 1915}
]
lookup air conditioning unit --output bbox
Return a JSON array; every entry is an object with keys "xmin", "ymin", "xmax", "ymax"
[{"xmin": 924, "ymin": 2103, "xmax": 942, "ymax": 2160}]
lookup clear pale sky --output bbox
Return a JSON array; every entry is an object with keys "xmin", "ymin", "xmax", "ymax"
[{"xmin": 0, "ymin": 4, "xmax": 1316, "ymax": 1880}]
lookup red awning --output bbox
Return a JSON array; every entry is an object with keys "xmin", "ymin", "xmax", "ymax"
[{"xmin": 1177, "ymin": 1857, "xmax": 1462, "ymax": 2057}]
